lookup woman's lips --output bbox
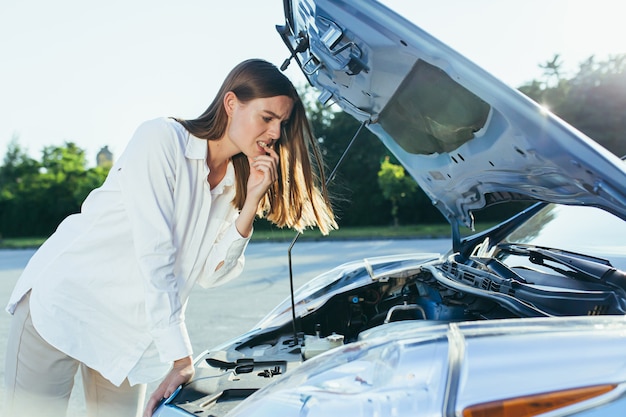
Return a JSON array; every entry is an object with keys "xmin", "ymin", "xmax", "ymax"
[{"xmin": 257, "ymin": 141, "xmax": 271, "ymax": 153}]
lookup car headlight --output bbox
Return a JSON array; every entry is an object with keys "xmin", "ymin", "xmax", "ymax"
[{"xmin": 224, "ymin": 334, "xmax": 450, "ymax": 417}]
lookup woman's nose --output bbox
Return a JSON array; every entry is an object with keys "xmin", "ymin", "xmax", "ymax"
[{"xmin": 268, "ymin": 122, "xmax": 282, "ymax": 139}]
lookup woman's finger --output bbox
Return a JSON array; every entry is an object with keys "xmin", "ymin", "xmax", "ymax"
[
  {"xmin": 255, "ymin": 164, "xmax": 277, "ymax": 183},
  {"xmin": 251, "ymin": 158, "xmax": 277, "ymax": 180}
]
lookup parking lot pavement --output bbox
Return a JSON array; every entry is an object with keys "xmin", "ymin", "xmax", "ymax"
[{"xmin": 0, "ymin": 238, "xmax": 449, "ymax": 415}]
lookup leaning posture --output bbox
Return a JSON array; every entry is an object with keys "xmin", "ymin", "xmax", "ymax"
[{"xmin": 4, "ymin": 59, "xmax": 336, "ymax": 417}]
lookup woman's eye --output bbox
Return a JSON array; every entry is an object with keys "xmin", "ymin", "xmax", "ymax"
[{"xmin": 262, "ymin": 117, "xmax": 272, "ymax": 123}]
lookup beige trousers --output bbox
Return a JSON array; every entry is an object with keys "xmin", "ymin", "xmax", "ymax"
[{"xmin": 3, "ymin": 292, "xmax": 147, "ymax": 417}]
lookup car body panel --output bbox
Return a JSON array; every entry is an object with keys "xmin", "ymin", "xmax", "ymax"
[
  {"xmin": 278, "ymin": 0, "xmax": 626, "ymax": 227},
  {"xmin": 153, "ymin": 210, "xmax": 626, "ymax": 415},
  {"xmin": 224, "ymin": 316, "xmax": 626, "ymax": 417},
  {"xmin": 153, "ymin": 1, "xmax": 626, "ymax": 416}
]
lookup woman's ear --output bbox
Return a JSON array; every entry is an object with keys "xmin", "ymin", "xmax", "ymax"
[{"xmin": 223, "ymin": 91, "xmax": 237, "ymax": 117}]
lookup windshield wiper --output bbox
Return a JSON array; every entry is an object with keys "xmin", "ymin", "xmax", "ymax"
[{"xmin": 498, "ymin": 243, "xmax": 626, "ymax": 290}]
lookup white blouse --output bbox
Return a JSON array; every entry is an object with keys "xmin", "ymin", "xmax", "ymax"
[{"xmin": 6, "ymin": 117, "xmax": 250, "ymax": 386}]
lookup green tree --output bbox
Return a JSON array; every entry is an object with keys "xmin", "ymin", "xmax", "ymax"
[
  {"xmin": 37, "ymin": 142, "xmax": 93, "ymax": 231},
  {"xmin": 300, "ymin": 83, "xmax": 443, "ymax": 227},
  {"xmin": 314, "ymin": 109, "xmax": 393, "ymax": 226},
  {"xmin": 538, "ymin": 54, "xmax": 564, "ymax": 87},
  {"xmin": 294, "ymin": 84, "xmax": 389, "ymax": 226},
  {"xmin": 377, "ymin": 156, "xmax": 417, "ymax": 226},
  {"xmin": 0, "ymin": 136, "xmax": 41, "ymax": 238},
  {"xmin": 0, "ymin": 139, "xmax": 110, "ymax": 237},
  {"xmin": 0, "ymin": 135, "xmax": 40, "ymax": 184},
  {"xmin": 519, "ymin": 53, "xmax": 626, "ymax": 156}
]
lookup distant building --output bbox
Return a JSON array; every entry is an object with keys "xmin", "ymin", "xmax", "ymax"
[{"xmin": 96, "ymin": 146, "xmax": 113, "ymax": 168}]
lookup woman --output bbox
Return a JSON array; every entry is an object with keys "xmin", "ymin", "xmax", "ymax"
[{"xmin": 4, "ymin": 59, "xmax": 337, "ymax": 417}]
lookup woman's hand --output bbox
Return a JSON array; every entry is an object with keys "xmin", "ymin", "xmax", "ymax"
[
  {"xmin": 143, "ymin": 356, "xmax": 195, "ymax": 417},
  {"xmin": 246, "ymin": 145, "xmax": 279, "ymax": 202},
  {"xmin": 235, "ymin": 146, "xmax": 279, "ymax": 238}
]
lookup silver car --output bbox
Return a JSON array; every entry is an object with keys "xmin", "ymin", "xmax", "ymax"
[{"xmin": 154, "ymin": 0, "xmax": 626, "ymax": 416}]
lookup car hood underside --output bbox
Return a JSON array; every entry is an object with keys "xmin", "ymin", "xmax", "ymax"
[{"xmin": 278, "ymin": 0, "xmax": 626, "ymax": 228}]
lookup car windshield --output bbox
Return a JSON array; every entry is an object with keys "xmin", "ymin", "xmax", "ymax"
[{"xmin": 499, "ymin": 204, "xmax": 626, "ymax": 271}]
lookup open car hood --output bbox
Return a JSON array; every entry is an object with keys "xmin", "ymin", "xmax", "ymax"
[{"xmin": 277, "ymin": 0, "xmax": 626, "ymax": 228}]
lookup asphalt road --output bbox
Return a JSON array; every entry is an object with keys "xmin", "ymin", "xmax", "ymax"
[{"xmin": 0, "ymin": 238, "xmax": 450, "ymax": 415}]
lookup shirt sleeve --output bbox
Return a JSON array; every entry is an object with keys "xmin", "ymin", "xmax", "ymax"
[
  {"xmin": 114, "ymin": 118, "xmax": 192, "ymax": 362},
  {"xmin": 198, "ymin": 221, "xmax": 251, "ymax": 289}
]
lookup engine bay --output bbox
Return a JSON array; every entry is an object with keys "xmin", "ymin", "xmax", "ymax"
[{"xmin": 162, "ymin": 248, "xmax": 626, "ymax": 416}]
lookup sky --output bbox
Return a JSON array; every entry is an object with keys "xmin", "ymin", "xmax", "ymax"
[{"xmin": 1, "ymin": 0, "xmax": 624, "ymax": 166}]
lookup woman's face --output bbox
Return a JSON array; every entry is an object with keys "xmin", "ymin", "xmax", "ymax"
[{"xmin": 225, "ymin": 93, "xmax": 294, "ymax": 158}]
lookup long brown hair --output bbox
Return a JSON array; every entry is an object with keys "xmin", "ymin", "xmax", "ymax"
[{"xmin": 177, "ymin": 59, "xmax": 337, "ymax": 235}]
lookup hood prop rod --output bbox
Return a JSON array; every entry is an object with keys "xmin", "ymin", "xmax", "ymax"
[{"xmin": 287, "ymin": 121, "xmax": 366, "ymax": 348}]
